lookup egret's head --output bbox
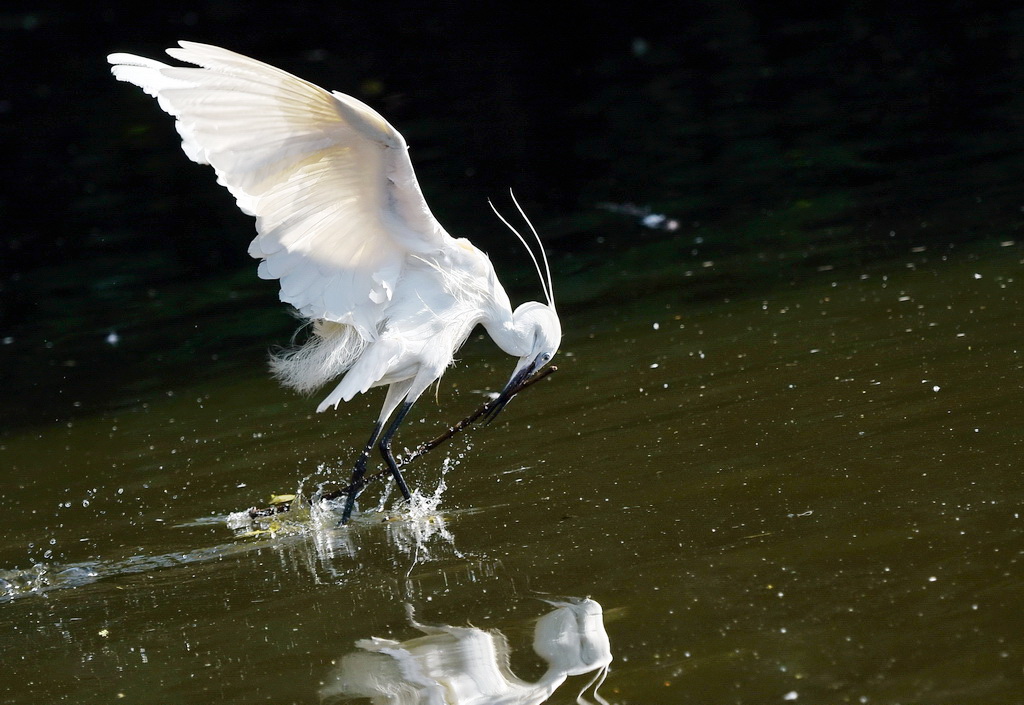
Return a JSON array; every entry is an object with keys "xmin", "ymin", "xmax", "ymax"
[
  {"xmin": 485, "ymin": 302, "xmax": 560, "ymax": 423},
  {"xmin": 485, "ymin": 192, "xmax": 560, "ymax": 423},
  {"xmin": 513, "ymin": 300, "xmax": 561, "ymax": 372}
]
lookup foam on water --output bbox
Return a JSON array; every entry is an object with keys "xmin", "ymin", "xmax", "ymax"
[
  {"xmin": 0, "ymin": 562, "xmax": 101, "ymax": 602},
  {"xmin": 3, "ymin": 455, "xmax": 464, "ymax": 603}
]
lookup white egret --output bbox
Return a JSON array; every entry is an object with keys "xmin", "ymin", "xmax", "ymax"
[{"xmin": 108, "ymin": 42, "xmax": 561, "ymax": 523}]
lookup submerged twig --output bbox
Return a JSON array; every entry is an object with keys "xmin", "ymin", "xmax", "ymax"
[{"xmin": 246, "ymin": 365, "xmax": 557, "ymax": 518}]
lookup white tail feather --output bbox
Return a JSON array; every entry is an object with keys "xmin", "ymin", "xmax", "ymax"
[{"xmin": 269, "ymin": 321, "xmax": 367, "ymax": 394}]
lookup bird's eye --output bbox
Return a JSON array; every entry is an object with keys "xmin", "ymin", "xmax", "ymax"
[{"xmin": 541, "ymin": 352, "xmax": 551, "ymax": 362}]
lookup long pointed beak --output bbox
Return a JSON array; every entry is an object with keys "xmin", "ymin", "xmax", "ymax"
[{"xmin": 483, "ymin": 355, "xmax": 542, "ymax": 425}]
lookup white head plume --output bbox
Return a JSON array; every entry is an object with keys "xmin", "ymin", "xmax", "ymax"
[{"xmin": 489, "ymin": 191, "xmax": 555, "ymax": 310}]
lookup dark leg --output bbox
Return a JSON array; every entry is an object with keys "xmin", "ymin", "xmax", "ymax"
[
  {"xmin": 341, "ymin": 420, "xmax": 382, "ymax": 524},
  {"xmin": 379, "ymin": 401, "xmax": 414, "ymax": 502}
]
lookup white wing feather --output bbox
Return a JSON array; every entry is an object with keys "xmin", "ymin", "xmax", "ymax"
[{"xmin": 108, "ymin": 41, "xmax": 452, "ymax": 339}]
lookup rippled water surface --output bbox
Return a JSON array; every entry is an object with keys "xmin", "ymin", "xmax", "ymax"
[{"xmin": 2, "ymin": 241, "xmax": 1022, "ymax": 703}]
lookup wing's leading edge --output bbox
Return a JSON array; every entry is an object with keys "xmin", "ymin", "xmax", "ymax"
[{"xmin": 109, "ymin": 41, "xmax": 451, "ymax": 338}]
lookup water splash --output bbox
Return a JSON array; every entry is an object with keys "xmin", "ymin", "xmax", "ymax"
[
  {"xmin": 377, "ymin": 456, "xmax": 460, "ymax": 561},
  {"xmin": 0, "ymin": 543, "xmax": 261, "ymax": 603},
  {"xmin": 2, "ymin": 455, "xmax": 465, "ymax": 603},
  {"xmin": 226, "ymin": 454, "xmax": 464, "ymax": 568},
  {"xmin": 0, "ymin": 563, "xmax": 100, "ymax": 602},
  {"xmin": 379, "ymin": 455, "xmax": 451, "ymax": 517}
]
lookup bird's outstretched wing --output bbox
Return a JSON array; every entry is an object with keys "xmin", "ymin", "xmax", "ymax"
[{"xmin": 109, "ymin": 41, "xmax": 451, "ymax": 338}]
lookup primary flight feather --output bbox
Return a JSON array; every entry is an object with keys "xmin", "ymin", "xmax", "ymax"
[{"xmin": 109, "ymin": 42, "xmax": 561, "ymax": 522}]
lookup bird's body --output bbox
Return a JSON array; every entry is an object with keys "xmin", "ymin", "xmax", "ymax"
[
  {"xmin": 109, "ymin": 42, "xmax": 560, "ymax": 521},
  {"xmin": 274, "ymin": 238, "xmax": 505, "ymax": 414}
]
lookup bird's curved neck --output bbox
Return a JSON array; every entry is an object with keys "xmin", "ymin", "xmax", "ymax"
[{"xmin": 482, "ymin": 301, "xmax": 531, "ymax": 358}]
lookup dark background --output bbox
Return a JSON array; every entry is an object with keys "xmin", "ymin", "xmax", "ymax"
[{"xmin": 2, "ymin": 1, "xmax": 1023, "ymax": 425}]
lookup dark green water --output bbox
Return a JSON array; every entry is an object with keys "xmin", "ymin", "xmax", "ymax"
[
  {"xmin": 4, "ymin": 8, "xmax": 1024, "ymax": 701},
  {"xmin": 2, "ymin": 238, "xmax": 1021, "ymax": 703}
]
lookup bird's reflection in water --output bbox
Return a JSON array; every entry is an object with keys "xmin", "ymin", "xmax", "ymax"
[{"xmin": 321, "ymin": 598, "xmax": 611, "ymax": 705}]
